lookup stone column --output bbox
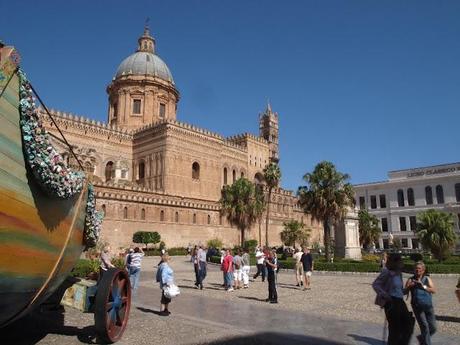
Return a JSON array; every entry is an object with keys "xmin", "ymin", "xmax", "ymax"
[{"xmin": 334, "ymin": 207, "xmax": 362, "ymax": 260}]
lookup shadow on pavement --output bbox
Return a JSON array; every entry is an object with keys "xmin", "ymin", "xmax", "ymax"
[
  {"xmin": 199, "ymin": 331, "xmax": 346, "ymax": 345},
  {"xmin": 436, "ymin": 315, "xmax": 460, "ymax": 323},
  {"xmin": 237, "ymin": 296, "xmax": 267, "ymax": 302},
  {"xmin": 136, "ymin": 306, "xmax": 162, "ymax": 315},
  {"xmin": 348, "ymin": 334, "xmax": 384, "ymax": 345},
  {"xmin": 2, "ymin": 307, "xmax": 98, "ymax": 345}
]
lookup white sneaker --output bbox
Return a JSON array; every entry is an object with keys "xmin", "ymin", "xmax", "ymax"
[{"xmin": 227, "ymin": 287, "xmax": 234, "ymax": 292}]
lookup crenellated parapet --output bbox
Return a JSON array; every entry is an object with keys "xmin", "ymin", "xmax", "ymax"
[
  {"xmin": 38, "ymin": 107, "xmax": 133, "ymax": 142},
  {"xmin": 94, "ymin": 181, "xmax": 222, "ymax": 211},
  {"xmin": 226, "ymin": 132, "xmax": 269, "ymax": 146}
]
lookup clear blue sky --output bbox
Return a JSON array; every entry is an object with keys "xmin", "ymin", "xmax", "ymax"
[{"xmin": 2, "ymin": 0, "xmax": 459, "ymax": 191}]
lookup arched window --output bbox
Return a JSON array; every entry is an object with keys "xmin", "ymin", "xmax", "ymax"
[
  {"xmin": 241, "ymin": 171, "xmax": 244, "ymax": 178},
  {"xmin": 175, "ymin": 211, "xmax": 179, "ymax": 223},
  {"xmin": 141, "ymin": 208, "xmax": 145, "ymax": 220},
  {"xmin": 436, "ymin": 185, "xmax": 444, "ymax": 204},
  {"xmin": 192, "ymin": 162, "xmax": 200, "ymax": 180},
  {"xmin": 138, "ymin": 161, "xmax": 145, "ymax": 179},
  {"xmin": 193, "ymin": 213, "xmax": 197, "ymax": 224},
  {"xmin": 160, "ymin": 210, "xmax": 165, "ymax": 221},
  {"xmin": 425, "ymin": 186, "xmax": 433, "ymax": 205},
  {"xmin": 456, "ymin": 183, "xmax": 460, "ymax": 202},
  {"xmin": 397, "ymin": 189, "xmax": 405, "ymax": 207},
  {"xmin": 219, "ymin": 214, "xmax": 223, "ymax": 225},
  {"xmin": 105, "ymin": 161, "xmax": 114, "ymax": 182},
  {"xmin": 207, "ymin": 215, "xmax": 211, "ymax": 225},
  {"xmin": 223, "ymin": 168, "xmax": 228, "ymax": 185},
  {"xmin": 254, "ymin": 172, "xmax": 264, "ymax": 185},
  {"xmin": 101, "ymin": 204, "xmax": 106, "ymax": 215},
  {"xmin": 407, "ymin": 188, "xmax": 415, "ymax": 206},
  {"xmin": 123, "ymin": 207, "xmax": 128, "ymax": 219},
  {"xmin": 84, "ymin": 162, "xmax": 93, "ymax": 174},
  {"xmin": 232, "ymin": 169, "xmax": 236, "ymax": 183}
]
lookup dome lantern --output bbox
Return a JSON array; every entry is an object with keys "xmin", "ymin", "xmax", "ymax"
[{"xmin": 137, "ymin": 24, "xmax": 155, "ymax": 54}]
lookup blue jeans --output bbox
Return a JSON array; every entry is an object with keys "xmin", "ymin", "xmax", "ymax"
[
  {"xmin": 129, "ymin": 267, "xmax": 141, "ymax": 294},
  {"xmin": 197, "ymin": 262, "xmax": 207, "ymax": 286},
  {"xmin": 413, "ymin": 304, "xmax": 436, "ymax": 345},
  {"xmin": 224, "ymin": 272, "xmax": 233, "ymax": 289}
]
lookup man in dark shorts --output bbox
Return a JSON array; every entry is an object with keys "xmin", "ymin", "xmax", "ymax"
[{"xmin": 301, "ymin": 247, "xmax": 314, "ymax": 290}]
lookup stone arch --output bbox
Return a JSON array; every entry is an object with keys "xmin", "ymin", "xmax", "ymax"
[
  {"xmin": 192, "ymin": 161, "xmax": 200, "ymax": 180},
  {"xmin": 105, "ymin": 161, "xmax": 114, "ymax": 182}
]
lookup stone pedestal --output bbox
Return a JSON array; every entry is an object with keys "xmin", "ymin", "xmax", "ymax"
[{"xmin": 334, "ymin": 208, "xmax": 362, "ymax": 260}]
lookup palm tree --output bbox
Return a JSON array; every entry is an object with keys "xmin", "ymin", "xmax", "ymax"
[
  {"xmin": 280, "ymin": 220, "xmax": 311, "ymax": 248},
  {"xmin": 358, "ymin": 209, "xmax": 381, "ymax": 250},
  {"xmin": 298, "ymin": 161, "xmax": 355, "ymax": 262},
  {"xmin": 263, "ymin": 162, "xmax": 281, "ymax": 246},
  {"xmin": 416, "ymin": 209, "xmax": 456, "ymax": 262},
  {"xmin": 220, "ymin": 178, "xmax": 265, "ymax": 246}
]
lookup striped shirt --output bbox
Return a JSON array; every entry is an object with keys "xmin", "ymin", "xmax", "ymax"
[{"xmin": 129, "ymin": 252, "xmax": 145, "ymax": 269}]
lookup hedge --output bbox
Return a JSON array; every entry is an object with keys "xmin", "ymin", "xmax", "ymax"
[
  {"xmin": 210, "ymin": 256, "xmax": 460, "ymax": 273},
  {"xmin": 144, "ymin": 247, "xmax": 188, "ymax": 256}
]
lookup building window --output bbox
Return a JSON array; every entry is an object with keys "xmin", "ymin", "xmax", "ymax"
[
  {"xmin": 223, "ymin": 168, "xmax": 228, "ymax": 185},
  {"xmin": 455, "ymin": 183, "xmax": 460, "ymax": 202},
  {"xmin": 370, "ymin": 195, "xmax": 377, "ymax": 209},
  {"xmin": 141, "ymin": 208, "xmax": 145, "ymax": 220},
  {"xmin": 133, "ymin": 99, "xmax": 141, "ymax": 114},
  {"xmin": 175, "ymin": 211, "xmax": 179, "ymax": 223},
  {"xmin": 123, "ymin": 207, "xmax": 128, "ymax": 219},
  {"xmin": 219, "ymin": 214, "xmax": 223, "ymax": 225},
  {"xmin": 207, "ymin": 215, "xmax": 211, "ymax": 225},
  {"xmin": 105, "ymin": 161, "xmax": 114, "ymax": 182},
  {"xmin": 407, "ymin": 188, "xmax": 415, "ymax": 206},
  {"xmin": 159, "ymin": 103, "xmax": 166, "ymax": 118},
  {"xmin": 193, "ymin": 213, "xmax": 197, "ymax": 224},
  {"xmin": 160, "ymin": 210, "xmax": 165, "ymax": 221},
  {"xmin": 232, "ymin": 169, "xmax": 236, "ymax": 183},
  {"xmin": 379, "ymin": 194, "xmax": 386, "ymax": 208},
  {"xmin": 383, "ymin": 239, "xmax": 389, "ymax": 249},
  {"xmin": 436, "ymin": 185, "xmax": 444, "ymax": 204},
  {"xmin": 359, "ymin": 196, "xmax": 365, "ymax": 210},
  {"xmin": 101, "ymin": 204, "xmax": 106, "ymax": 215},
  {"xmin": 397, "ymin": 189, "xmax": 405, "ymax": 207},
  {"xmin": 113, "ymin": 102, "xmax": 118, "ymax": 119},
  {"xmin": 425, "ymin": 186, "xmax": 433, "ymax": 205},
  {"xmin": 412, "ymin": 239, "xmax": 419, "ymax": 249},
  {"xmin": 192, "ymin": 162, "xmax": 200, "ymax": 180},
  {"xmin": 241, "ymin": 171, "xmax": 244, "ymax": 178},
  {"xmin": 139, "ymin": 161, "xmax": 145, "ymax": 179},
  {"xmin": 121, "ymin": 170, "xmax": 127, "ymax": 179},
  {"xmin": 409, "ymin": 216, "xmax": 416, "ymax": 231},
  {"xmin": 401, "ymin": 238, "xmax": 408, "ymax": 248},
  {"xmin": 381, "ymin": 218, "xmax": 388, "ymax": 232},
  {"xmin": 399, "ymin": 217, "xmax": 407, "ymax": 231}
]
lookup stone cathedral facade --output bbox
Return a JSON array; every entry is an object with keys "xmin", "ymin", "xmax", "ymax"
[{"xmin": 40, "ymin": 27, "xmax": 323, "ymax": 249}]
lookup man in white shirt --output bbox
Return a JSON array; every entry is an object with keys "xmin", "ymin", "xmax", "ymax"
[
  {"xmin": 253, "ymin": 247, "xmax": 266, "ymax": 282},
  {"xmin": 293, "ymin": 248, "xmax": 304, "ymax": 287}
]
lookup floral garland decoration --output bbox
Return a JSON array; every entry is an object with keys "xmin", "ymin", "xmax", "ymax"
[{"xmin": 18, "ymin": 69, "xmax": 102, "ymax": 247}]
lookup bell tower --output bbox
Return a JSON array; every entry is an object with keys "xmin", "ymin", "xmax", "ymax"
[{"xmin": 259, "ymin": 102, "xmax": 279, "ymax": 162}]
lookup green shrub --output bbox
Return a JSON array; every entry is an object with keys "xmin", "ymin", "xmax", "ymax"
[
  {"xmin": 409, "ymin": 253, "xmax": 423, "ymax": 262},
  {"xmin": 144, "ymin": 247, "xmax": 187, "ymax": 256},
  {"xmin": 111, "ymin": 257, "xmax": 125, "ymax": 269},
  {"xmin": 71, "ymin": 259, "xmax": 100, "ymax": 278},
  {"xmin": 403, "ymin": 263, "xmax": 460, "ymax": 274},
  {"xmin": 243, "ymin": 239, "xmax": 258, "ymax": 251},
  {"xmin": 132, "ymin": 231, "xmax": 161, "ymax": 249},
  {"xmin": 207, "ymin": 238, "xmax": 223, "ymax": 249},
  {"xmin": 361, "ymin": 254, "xmax": 380, "ymax": 263}
]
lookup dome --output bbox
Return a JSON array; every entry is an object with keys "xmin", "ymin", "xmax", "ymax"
[{"xmin": 115, "ymin": 51, "xmax": 174, "ymax": 84}]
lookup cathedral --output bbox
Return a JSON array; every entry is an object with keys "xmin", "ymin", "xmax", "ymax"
[{"xmin": 40, "ymin": 26, "xmax": 323, "ymax": 249}]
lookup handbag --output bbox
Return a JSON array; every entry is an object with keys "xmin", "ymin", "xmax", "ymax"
[{"xmin": 163, "ymin": 284, "xmax": 180, "ymax": 299}]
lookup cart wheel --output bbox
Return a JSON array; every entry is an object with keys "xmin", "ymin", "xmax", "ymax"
[{"xmin": 94, "ymin": 268, "xmax": 131, "ymax": 343}]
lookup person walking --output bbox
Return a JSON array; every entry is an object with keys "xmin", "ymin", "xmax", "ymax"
[
  {"xmin": 293, "ymin": 248, "xmax": 303, "ymax": 287},
  {"xmin": 156, "ymin": 253, "xmax": 175, "ymax": 316},
  {"xmin": 301, "ymin": 247, "xmax": 314, "ymax": 290},
  {"xmin": 125, "ymin": 248, "xmax": 134, "ymax": 270},
  {"xmin": 405, "ymin": 261, "xmax": 436, "ymax": 345},
  {"xmin": 265, "ymin": 249, "xmax": 278, "ymax": 303},
  {"xmin": 241, "ymin": 248, "xmax": 251, "ymax": 288},
  {"xmin": 233, "ymin": 249, "xmax": 243, "ymax": 289},
  {"xmin": 221, "ymin": 249, "xmax": 234, "ymax": 291},
  {"xmin": 196, "ymin": 245, "xmax": 207, "ymax": 289},
  {"xmin": 99, "ymin": 246, "xmax": 114, "ymax": 280},
  {"xmin": 253, "ymin": 247, "xmax": 266, "ymax": 282},
  {"xmin": 191, "ymin": 245, "xmax": 199, "ymax": 287},
  {"xmin": 128, "ymin": 247, "xmax": 144, "ymax": 295},
  {"xmin": 380, "ymin": 251, "xmax": 388, "ymax": 271},
  {"xmin": 373, "ymin": 253, "xmax": 414, "ymax": 345}
]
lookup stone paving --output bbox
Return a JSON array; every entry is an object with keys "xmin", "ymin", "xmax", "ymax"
[{"xmin": 3, "ymin": 256, "xmax": 460, "ymax": 345}]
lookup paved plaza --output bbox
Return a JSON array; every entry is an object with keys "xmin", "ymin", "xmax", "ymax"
[{"xmin": 4, "ymin": 256, "xmax": 460, "ymax": 345}]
